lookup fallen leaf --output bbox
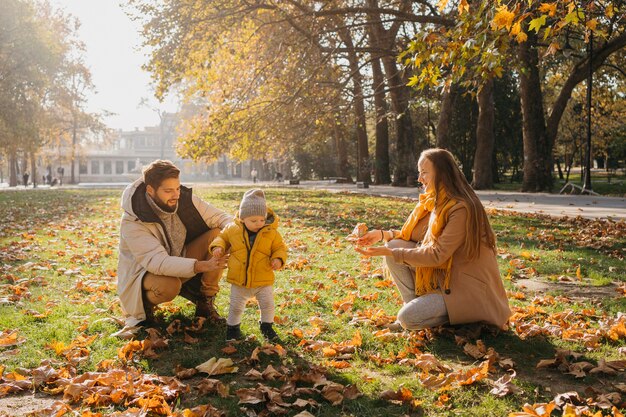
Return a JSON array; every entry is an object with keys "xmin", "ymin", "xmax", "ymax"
[{"xmin": 195, "ymin": 358, "xmax": 238, "ymax": 376}]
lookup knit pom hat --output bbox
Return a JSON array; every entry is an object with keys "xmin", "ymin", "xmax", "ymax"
[{"xmin": 239, "ymin": 189, "xmax": 267, "ymax": 219}]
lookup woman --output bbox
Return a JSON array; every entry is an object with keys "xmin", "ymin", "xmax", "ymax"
[{"xmin": 355, "ymin": 148, "xmax": 511, "ymax": 330}]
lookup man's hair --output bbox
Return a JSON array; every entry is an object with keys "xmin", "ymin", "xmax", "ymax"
[{"xmin": 142, "ymin": 160, "xmax": 180, "ymax": 189}]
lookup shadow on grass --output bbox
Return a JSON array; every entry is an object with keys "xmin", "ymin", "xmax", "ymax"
[
  {"xmin": 141, "ymin": 312, "xmax": 419, "ymax": 417},
  {"xmin": 428, "ymin": 325, "xmax": 625, "ymax": 403}
]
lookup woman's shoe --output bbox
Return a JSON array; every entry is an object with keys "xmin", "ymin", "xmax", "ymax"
[{"xmin": 385, "ymin": 321, "xmax": 404, "ymax": 332}]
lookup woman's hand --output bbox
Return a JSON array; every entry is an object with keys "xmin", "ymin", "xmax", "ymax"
[
  {"xmin": 356, "ymin": 230, "xmax": 383, "ymax": 247},
  {"xmin": 212, "ymin": 247, "xmax": 224, "ymax": 258},
  {"xmin": 354, "ymin": 245, "xmax": 392, "ymax": 257}
]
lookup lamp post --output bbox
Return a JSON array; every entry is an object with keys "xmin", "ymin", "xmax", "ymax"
[{"xmin": 582, "ymin": 31, "xmax": 593, "ymax": 192}]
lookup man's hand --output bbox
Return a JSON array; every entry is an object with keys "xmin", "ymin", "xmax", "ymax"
[
  {"xmin": 271, "ymin": 258, "xmax": 283, "ymax": 270},
  {"xmin": 354, "ymin": 245, "xmax": 392, "ymax": 257},
  {"xmin": 212, "ymin": 247, "xmax": 225, "ymax": 258},
  {"xmin": 195, "ymin": 254, "xmax": 229, "ymax": 273},
  {"xmin": 356, "ymin": 230, "xmax": 383, "ymax": 247}
]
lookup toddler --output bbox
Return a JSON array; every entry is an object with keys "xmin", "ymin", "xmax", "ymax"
[{"xmin": 210, "ymin": 189, "xmax": 287, "ymax": 341}]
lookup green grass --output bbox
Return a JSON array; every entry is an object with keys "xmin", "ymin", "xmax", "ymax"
[
  {"xmin": 0, "ymin": 187, "xmax": 624, "ymax": 416},
  {"xmin": 494, "ymin": 170, "xmax": 626, "ymax": 196}
]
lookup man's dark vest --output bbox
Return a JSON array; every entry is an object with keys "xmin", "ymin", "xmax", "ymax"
[{"xmin": 131, "ymin": 183, "xmax": 210, "ymax": 248}]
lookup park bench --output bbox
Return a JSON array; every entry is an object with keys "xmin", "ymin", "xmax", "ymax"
[
  {"xmin": 324, "ymin": 176, "xmax": 353, "ymax": 184},
  {"xmin": 559, "ymin": 182, "xmax": 599, "ymax": 196}
]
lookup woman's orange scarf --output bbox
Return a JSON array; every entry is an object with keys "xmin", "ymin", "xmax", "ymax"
[{"xmin": 397, "ymin": 188, "xmax": 457, "ymax": 295}]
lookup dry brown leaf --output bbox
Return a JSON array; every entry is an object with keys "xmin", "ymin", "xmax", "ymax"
[
  {"xmin": 509, "ymin": 402, "xmax": 556, "ymax": 417},
  {"xmin": 174, "ymin": 365, "xmax": 198, "ymax": 380},
  {"xmin": 221, "ymin": 345, "xmax": 237, "ymax": 355},
  {"xmin": 489, "ymin": 371, "xmax": 520, "ymax": 397},
  {"xmin": 590, "ymin": 359, "xmax": 618, "ymax": 375},
  {"xmin": 196, "ymin": 378, "xmax": 229, "ymax": 398},
  {"xmin": 320, "ymin": 382, "xmax": 345, "ymax": 405},
  {"xmin": 536, "ymin": 359, "xmax": 558, "ymax": 369},
  {"xmin": 195, "ymin": 358, "xmax": 238, "ymax": 376},
  {"xmin": 262, "ymin": 365, "xmax": 283, "ymax": 381}
]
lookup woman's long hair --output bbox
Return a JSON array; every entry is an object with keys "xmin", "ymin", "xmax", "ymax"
[{"xmin": 419, "ymin": 148, "xmax": 496, "ymax": 259}]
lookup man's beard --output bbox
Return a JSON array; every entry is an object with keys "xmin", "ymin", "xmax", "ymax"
[{"xmin": 153, "ymin": 196, "xmax": 178, "ymax": 213}]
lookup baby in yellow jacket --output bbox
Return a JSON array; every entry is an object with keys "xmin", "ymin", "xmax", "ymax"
[{"xmin": 210, "ymin": 189, "xmax": 288, "ymax": 341}]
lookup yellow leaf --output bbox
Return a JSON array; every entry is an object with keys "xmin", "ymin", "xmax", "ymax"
[
  {"xmin": 516, "ymin": 31, "xmax": 528, "ymax": 43},
  {"xmin": 543, "ymin": 27, "xmax": 552, "ymax": 40},
  {"xmin": 492, "ymin": 6, "xmax": 516, "ymax": 30},
  {"xmin": 459, "ymin": 0, "xmax": 469, "ymax": 14},
  {"xmin": 586, "ymin": 19, "xmax": 598, "ymax": 31},
  {"xmin": 195, "ymin": 357, "xmax": 238, "ymax": 375},
  {"xmin": 538, "ymin": 3, "xmax": 557, "ymax": 17},
  {"xmin": 528, "ymin": 15, "xmax": 547, "ymax": 33},
  {"xmin": 576, "ymin": 266, "xmax": 582, "ymax": 280},
  {"xmin": 606, "ymin": 4, "xmax": 614, "ymax": 18},
  {"xmin": 437, "ymin": 0, "xmax": 449, "ymax": 11},
  {"xmin": 510, "ymin": 21, "xmax": 522, "ymax": 36}
]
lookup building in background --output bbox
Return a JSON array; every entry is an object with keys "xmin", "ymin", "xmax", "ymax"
[{"xmin": 34, "ymin": 113, "xmax": 253, "ymax": 184}]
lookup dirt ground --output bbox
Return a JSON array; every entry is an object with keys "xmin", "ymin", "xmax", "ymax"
[
  {"xmin": 513, "ymin": 278, "xmax": 621, "ymax": 300},
  {"xmin": 0, "ymin": 393, "xmax": 62, "ymax": 417}
]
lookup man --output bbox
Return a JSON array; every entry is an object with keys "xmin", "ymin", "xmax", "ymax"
[{"xmin": 117, "ymin": 160, "xmax": 232, "ymax": 329}]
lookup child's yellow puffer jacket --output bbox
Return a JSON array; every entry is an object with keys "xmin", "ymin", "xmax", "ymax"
[{"xmin": 210, "ymin": 208, "xmax": 287, "ymax": 288}]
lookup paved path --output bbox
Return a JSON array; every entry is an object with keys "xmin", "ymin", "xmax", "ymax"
[
  {"xmin": 2, "ymin": 180, "xmax": 624, "ymax": 220},
  {"xmin": 293, "ymin": 181, "xmax": 626, "ymax": 221}
]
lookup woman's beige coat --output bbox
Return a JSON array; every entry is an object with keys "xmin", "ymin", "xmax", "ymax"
[{"xmin": 390, "ymin": 203, "xmax": 511, "ymax": 328}]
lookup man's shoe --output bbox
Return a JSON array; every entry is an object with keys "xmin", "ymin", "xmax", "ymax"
[
  {"xmin": 225, "ymin": 324, "xmax": 243, "ymax": 341},
  {"xmin": 260, "ymin": 322, "xmax": 280, "ymax": 343},
  {"xmin": 195, "ymin": 295, "xmax": 226, "ymax": 323},
  {"xmin": 141, "ymin": 292, "xmax": 157, "ymax": 327}
]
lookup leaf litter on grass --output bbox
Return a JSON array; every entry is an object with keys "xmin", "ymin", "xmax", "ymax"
[{"xmin": 0, "ymin": 187, "xmax": 624, "ymax": 416}]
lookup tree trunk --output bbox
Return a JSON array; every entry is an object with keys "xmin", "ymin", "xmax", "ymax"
[
  {"xmin": 30, "ymin": 151, "xmax": 37, "ymax": 188},
  {"xmin": 9, "ymin": 151, "xmax": 18, "ymax": 187},
  {"xmin": 380, "ymin": 54, "xmax": 417, "ymax": 186},
  {"xmin": 472, "ymin": 79, "xmax": 495, "ymax": 189},
  {"xmin": 518, "ymin": 33, "xmax": 552, "ymax": 192},
  {"xmin": 71, "ymin": 118, "xmax": 77, "ymax": 184},
  {"xmin": 333, "ymin": 122, "xmax": 351, "ymax": 181},
  {"xmin": 436, "ymin": 86, "xmax": 457, "ymax": 149},
  {"xmin": 366, "ymin": 21, "xmax": 391, "ymax": 185},
  {"xmin": 367, "ymin": 0, "xmax": 418, "ymax": 186},
  {"xmin": 338, "ymin": 26, "xmax": 370, "ymax": 183},
  {"xmin": 371, "ymin": 55, "xmax": 391, "ymax": 185}
]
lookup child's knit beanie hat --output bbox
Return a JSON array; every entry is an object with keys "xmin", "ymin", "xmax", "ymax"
[{"xmin": 239, "ymin": 189, "xmax": 267, "ymax": 219}]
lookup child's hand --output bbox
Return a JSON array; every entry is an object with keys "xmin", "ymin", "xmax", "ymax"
[
  {"xmin": 212, "ymin": 247, "xmax": 225, "ymax": 258},
  {"xmin": 271, "ymin": 258, "xmax": 283, "ymax": 270}
]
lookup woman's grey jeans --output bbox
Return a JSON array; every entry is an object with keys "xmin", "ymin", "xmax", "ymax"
[{"xmin": 384, "ymin": 239, "xmax": 449, "ymax": 330}]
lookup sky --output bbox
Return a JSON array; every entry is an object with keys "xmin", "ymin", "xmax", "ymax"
[{"xmin": 49, "ymin": 0, "xmax": 178, "ymax": 131}]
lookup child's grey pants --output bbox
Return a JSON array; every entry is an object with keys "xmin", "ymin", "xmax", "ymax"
[{"xmin": 227, "ymin": 284, "xmax": 274, "ymax": 326}]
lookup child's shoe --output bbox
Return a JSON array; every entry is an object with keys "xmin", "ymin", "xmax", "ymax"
[
  {"xmin": 225, "ymin": 324, "xmax": 243, "ymax": 341},
  {"xmin": 260, "ymin": 322, "xmax": 280, "ymax": 342}
]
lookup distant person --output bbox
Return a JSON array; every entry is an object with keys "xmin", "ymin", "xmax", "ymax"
[
  {"xmin": 57, "ymin": 167, "xmax": 64, "ymax": 185},
  {"xmin": 355, "ymin": 148, "xmax": 511, "ymax": 331},
  {"xmin": 274, "ymin": 172, "xmax": 283, "ymax": 182},
  {"xmin": 117, "ymin": 160, "xmax": 233, "ymax": 331},
  {"xmin": 22, "ymin": 172, "xmax": 29, "ymax": 187},
  {"xmin": 210, "ymin": 189, "xmax": 288, "ymax": 342},
  {"xmin": 46, "ymin": 172, "xmax": 52, "ymax": 185},
  {"xmin": 50, "ymin": 177, "xmax": 58, "ymax": 187},
  {"xmin": 251, "ymin": 168, "xmax": 258, "ymax": 184}
]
